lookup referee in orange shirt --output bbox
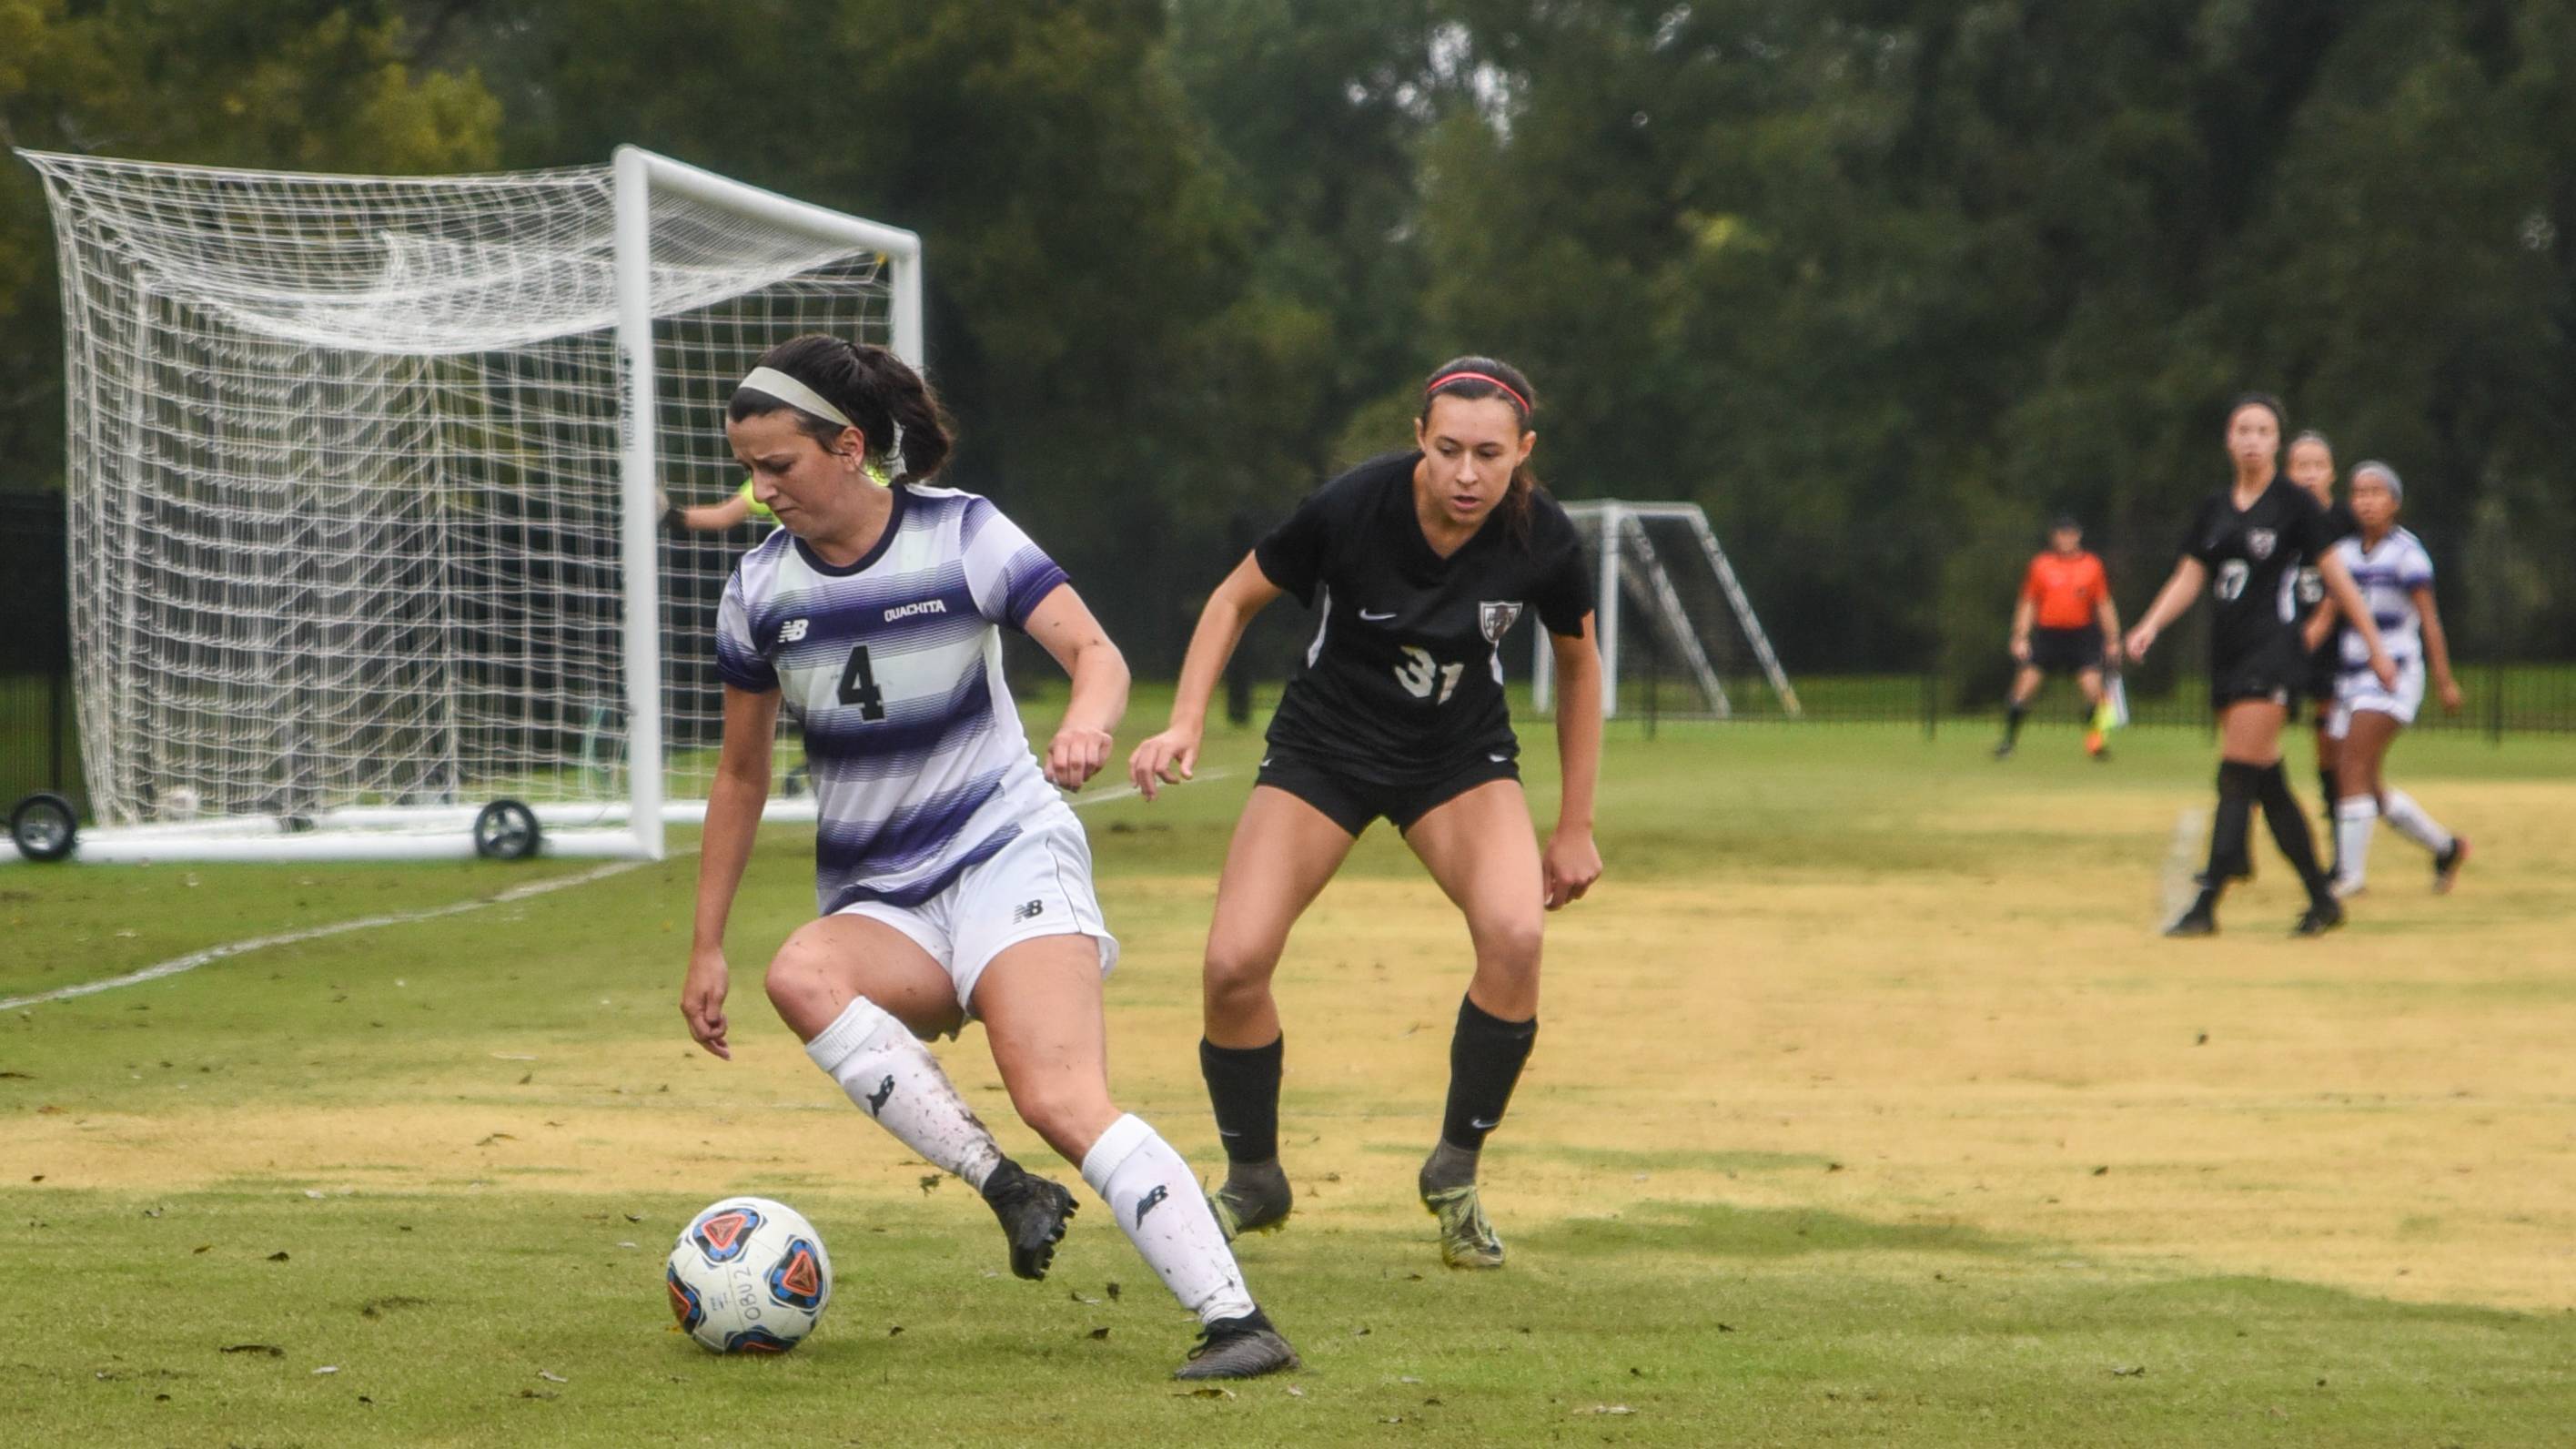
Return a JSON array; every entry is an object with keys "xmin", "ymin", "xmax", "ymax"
[{"xmin": 1996, "ymin": 516, "xmax": 2122, "ymax": 760}]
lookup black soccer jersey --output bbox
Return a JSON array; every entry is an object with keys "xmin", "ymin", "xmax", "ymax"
[
  {"xmin": 2179, "ymin": 477, "xmax": 2342, "ymax": 670},
  {"xmin": 1254, "ymin": 451, "xmax": 1592, "ymax": 780},
  {"xmin": 2293, "ymin": 500, "xmax": 2360, "ymax": 682}
]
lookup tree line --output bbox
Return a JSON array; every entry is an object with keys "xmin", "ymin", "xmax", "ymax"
[{"xmin": 4, "ymin": 0, "xmax": 2571, "ymax": 686}]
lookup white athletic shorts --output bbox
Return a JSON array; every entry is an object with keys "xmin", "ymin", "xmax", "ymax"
[
  {"xmin": 2328, "ymin": 656, "xmax": 2426, "ymax": 737},
  {"xmin": 831, "ymin": 806, "xmax": 1119, "ymax": 1018}
]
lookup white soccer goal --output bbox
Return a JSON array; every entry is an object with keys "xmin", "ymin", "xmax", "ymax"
[
  {"xmin": 15, "ymin": 147, "xmax": 918, "ymax": 863},
  {"xmin": 1533, "ymin": 500, "xmax": 1799, "ymax": 720}
]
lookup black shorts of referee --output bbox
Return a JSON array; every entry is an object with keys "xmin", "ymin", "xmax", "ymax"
[{"xmin": 2027, "ymin": 625, "xmax": 2106, "ymax": 674}]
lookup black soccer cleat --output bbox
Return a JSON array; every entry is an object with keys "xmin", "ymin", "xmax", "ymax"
[
  {"xmin": 2434, "ymin": 836, "xmax": 2470, "ymax": 894},
  {"xmin": 2164, "ymin": 885, "xmax": 2221, "ymax": 938},
  {"xmin": 1991, "ymin": 738, "xmax": 2015, "ymax": 760},
  {"xmin": 1206, "ymin": 1161, "xmax": 1293, "ymax": 1242},
  {"xmin": 979, "ymin": 1160, "xmax": 1076, "ymax": 1281},
  {"xmin": 1173, "ymin": 1308, "xmax": 1300, "ymax": 1381},
  {"xmin": 2292, "ymin": 897, "xmax": 2345, "ymax": 937}
]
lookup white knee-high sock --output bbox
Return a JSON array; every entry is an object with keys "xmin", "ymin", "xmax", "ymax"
[
  {"xmin": 2379, "ymin": 788, "xmax": 2454, "ymax": 855},
  {"xmin": 2334, "ymin": 795, "xmax": 2379, "ymax": 890},
  {"xmin": 1080, "ymin": 1113, "xmax": 1258, "ymax": 1324},
  {"xmin": 803, "ymin": 998, "xmax": 1003, "ymax": 1191}
]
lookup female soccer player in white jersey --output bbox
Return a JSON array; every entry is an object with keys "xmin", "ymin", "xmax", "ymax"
[
  {"xmin": 679, "ymin": 335, "xmax": 1296, "ymax": 1380},
  {"xmin": 2318, "ymin": 461, "xmax": 2468, "ymax": 896},
  {"xmin": 2126, "ymin": 394, "xmax": 2396, "ymax": 937},
  {"xmin": 1127, "ymin": 357, "xmax": 1604, "ymax": 1270}
]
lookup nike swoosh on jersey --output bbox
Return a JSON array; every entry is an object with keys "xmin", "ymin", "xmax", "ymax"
[
  {"xmin": 1359, "ymin": 609, "xmax": 1398, "ymax": 621},
  {"xmin": 1488, "ymin": 752, "xmax": 1510, "ymax": 763}
]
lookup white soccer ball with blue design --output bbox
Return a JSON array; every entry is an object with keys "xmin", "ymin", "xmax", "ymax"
[{"xmin": 665, "ymin": 1196, "xmax": 833, "ymax": 1353}]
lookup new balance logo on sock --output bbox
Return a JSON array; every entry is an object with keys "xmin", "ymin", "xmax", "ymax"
[
  {"xmin": 1135, "ymin": 1184, "xmax": 1168, "ymax": 1224},
  {"xmin": 864, "ymin": 1075, "xmax": 895, "ymax": 1116},
  {"xmin": 1012, "ymin": 899, "xmax": 1046, "ymax": 924}
]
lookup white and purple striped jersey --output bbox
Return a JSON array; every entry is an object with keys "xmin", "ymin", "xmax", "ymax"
[
  {"xmin": 714, "ymin": 485, "xmax": 1073, "ymax": 916},
  {"xmin": 2332, "ymin": 526, "xmax": 2435, "ymax": 673}
]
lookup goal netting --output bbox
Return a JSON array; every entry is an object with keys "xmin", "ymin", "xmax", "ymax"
[
  {"xmin": 1534, "ymin": 501, "xmax": 1799, "ymax": 721},
  {"xmin": 18, "ymin": 147, "xmax": 918, "ymax": 861}
]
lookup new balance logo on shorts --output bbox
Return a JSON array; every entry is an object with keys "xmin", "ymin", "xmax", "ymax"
[
  {"xmin": 1012, "ymin": 899, "xmax": 1045, "ymax": 924},
  {"xmin": 1135, "ymin": 1183, "xmax": 1168, "ymax": 1225}
]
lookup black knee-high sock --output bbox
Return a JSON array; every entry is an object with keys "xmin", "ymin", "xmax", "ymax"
[
  {"xmin": 2003, "ymin": 702, "xmax": 2026, "ymax": 744},
  {"xmin": 1199, "ymin": 1036, "xmax": 1282, "ymax": 1165},
  {"xmin": 2206, "ymin": 761, "xmax": 2261, "ymax": 885},
  {"xmin": 1440, "ymin": 996, "xmax": 1538, "ymax": 1152},
  {"xmin": 2256, "ymin": 763, "xmax": 2330, "ymax": 897}
]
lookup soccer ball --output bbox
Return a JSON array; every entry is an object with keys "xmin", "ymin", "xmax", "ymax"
[{"xmin": 664, "ymin": 1196, "xmax": 833, "ymax": 1353}]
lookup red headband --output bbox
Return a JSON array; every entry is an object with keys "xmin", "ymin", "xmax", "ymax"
[{"xmin": 1425, "ymin": 370, "xmax": 1531, "ymax": 416}]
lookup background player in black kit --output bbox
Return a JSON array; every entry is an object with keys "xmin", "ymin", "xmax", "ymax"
[
  {"xmin": 2126, "ymin": 396, "xmax": 2396, "ymax": 937},
  {"xmin": 1127, "ymin": 357, "xmax": 1605, "ymax": 1270},
  {"xmin": 2284, "ymin": 430, "xmax": 2361, "ymax": 873}
]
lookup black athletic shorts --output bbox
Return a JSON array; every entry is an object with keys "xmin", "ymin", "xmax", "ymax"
[
  {"xmin": 1255, "ymin": 745, "xmax": 1520, "ymax": 836},
  {"xmin": 2210, "ymin": 633, "xmax": 2305, "ymax": 711},
  {"xmin": 2029, "ymin": 625, "xmax": 2105, "ymax": 674}
]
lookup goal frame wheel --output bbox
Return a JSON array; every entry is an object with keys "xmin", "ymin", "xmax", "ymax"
[
  {"xmin": 9, "ymin": 792, "xmax": 79, "ymax": 863},
  {"xmin": 472, "ymin": 799, "xmax": 542, "ymax": 862}
]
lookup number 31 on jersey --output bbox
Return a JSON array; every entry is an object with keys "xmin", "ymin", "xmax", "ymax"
[{"xmin": 1394, "ymin": 645, "xmax": 1464, "ymax": 704}]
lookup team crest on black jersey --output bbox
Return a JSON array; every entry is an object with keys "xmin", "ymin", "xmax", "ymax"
[
  {"xmin": 1479, "ymin": 601, "xmax": 1524, "ymax": 643},
  {"xmin": 2245, "ymin": 528, "xmax": 2276, "ymax": 561}
]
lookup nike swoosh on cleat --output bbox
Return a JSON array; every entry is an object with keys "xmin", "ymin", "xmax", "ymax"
[{"xmin": 1359, "ymin": 609, "xmax": 1398, "ymax": 621}]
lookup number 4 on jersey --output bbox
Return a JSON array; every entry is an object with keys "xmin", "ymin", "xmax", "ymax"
[
  {"xmin": 838, "ymin": 644, "xmax": 887, "ymax": 721},
  {"xmin": 1394, "ymin": 644, "xmax": 1464, "ymax": 705}
]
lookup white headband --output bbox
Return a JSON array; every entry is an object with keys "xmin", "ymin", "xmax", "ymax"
[
  {"xmin": 737, "ymin": 367, "xmax": 854, "ymax": 431},
  {"xmin": 2354, "ymin": 460, "xmax": 2403, "ymax": 502}
]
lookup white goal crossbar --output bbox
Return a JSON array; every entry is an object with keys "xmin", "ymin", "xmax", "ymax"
[{"xmin": 1533, "ymin": 500, "xmax": 1799, "ymax": 720}]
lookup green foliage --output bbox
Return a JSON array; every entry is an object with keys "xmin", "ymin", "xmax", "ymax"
[{"xmin": 3, "ymin": 0, "xmax": 2572, "ymax": 674}]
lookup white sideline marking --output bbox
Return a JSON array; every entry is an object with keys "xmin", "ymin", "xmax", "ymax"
[
  {"xmin": 0, "ymin": 860, "xmax": 649, "ymax": 1013},
  {"xmin": 2160, "ymin": 807, "xmax": 2207, "ymax": 924},
  {"xmin": 1, "ymin": 768, "xmax": 1227, "ymax": 1013}
]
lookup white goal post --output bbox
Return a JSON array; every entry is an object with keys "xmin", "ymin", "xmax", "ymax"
[
  {"xmin": 1533, "ymin": 500, "xmax": 1799, "ymax": 720},
  {"xmin": 16, "ymin": 147, "xmax": 919, "ymax": 863}
]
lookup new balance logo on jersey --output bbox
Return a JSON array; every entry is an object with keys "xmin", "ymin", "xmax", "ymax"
[
  {"xmin": 884, "ymin": 599, "xmax": 949, "ymax": 623},
  {"xmin": 1012, "ymin": 899, "xmax": 1046, "ymax": 924},
  {"xmin": 864, "ymin": 1075, "xmax": 895, "ymax": 1116},
  {"xmin": 1135, "ymin": 1183, "xmax": 1168, "ymax": 1225},
  {"xmin": 777, "ymin": 618, "xmax": 810, "ymax": 644}
]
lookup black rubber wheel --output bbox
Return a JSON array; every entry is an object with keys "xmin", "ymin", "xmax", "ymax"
[
  {"xmin": 472, "ymin": 799, "xmax": 541, "ymax": 862},
  {"xmin": 10, "ymin": 792, "xmax": 78, "ymax": 863}
]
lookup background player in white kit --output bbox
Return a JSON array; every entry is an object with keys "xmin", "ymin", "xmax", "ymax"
[
  {"xmin": 2317, "ymin": 461, "xmax": 2469, "ymax": 897},
  {"xmin": 679, "ymin": 335, "xmax": 1296, "ymax": 1379}
]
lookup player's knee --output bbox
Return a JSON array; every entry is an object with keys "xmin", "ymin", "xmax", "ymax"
[
  {"xmin": 1202, "ymin": 936, "xmax": 1280, "ymax": 1008},
  {"xmin": 763, "ymin": 927, "xmax": 840, "ymax": 1016},
  {"xmin": 1474, "ymin": 914, "xmax": 1545, "ymax": 977}
]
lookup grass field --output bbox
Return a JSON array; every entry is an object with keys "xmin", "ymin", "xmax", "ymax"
[{"xmin": 5, "ymin": 698, "xmax": 2575, "ymax": 1445}]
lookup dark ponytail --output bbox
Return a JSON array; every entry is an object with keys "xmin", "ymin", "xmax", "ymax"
[
  {"xmin": 1419, "ymin": 355, "xmax": 1540, "ymax": 541},
  {"xmin": 729, "ymin": 334, "xmax": 955, "ymax": 481}
]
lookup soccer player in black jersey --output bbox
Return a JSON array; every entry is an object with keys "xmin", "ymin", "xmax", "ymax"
[
  {"xmin": 1127, "ymin": 357, "xmax": 1604, "ymax": 1269},
  {"xmin": 2126, "ymin": 395, "xmax": 2396, "ymax": 937},
  {"xmin": 2284, "ymin": 431, "xmax": 2361, "ymax": 872}
]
